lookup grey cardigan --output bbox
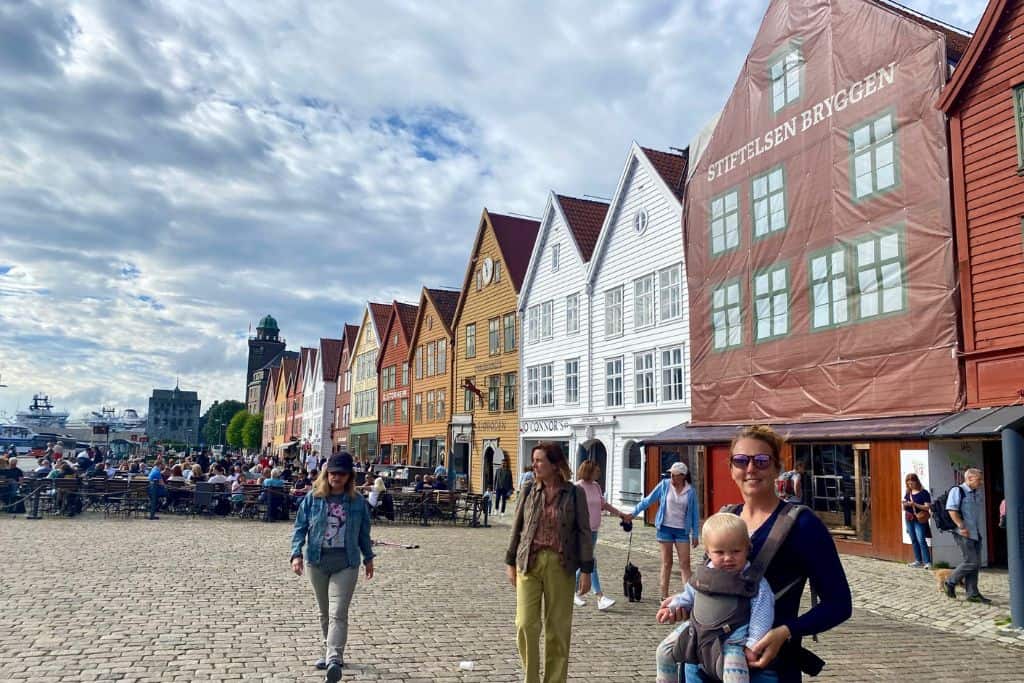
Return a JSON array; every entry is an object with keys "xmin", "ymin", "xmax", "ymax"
[{"xmin": 505, "ymin": 480, "xmax": 594, "ymax": 575}]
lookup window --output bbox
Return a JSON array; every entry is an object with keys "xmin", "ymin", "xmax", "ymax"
[
  {"xmin": 634, "ymin": 274, "xmax": 656, "ymax": 328},
  {"xmin": 341, "ymin": 404, "xmax": 349, "ymax": 427},
  {"xmin": 810, "ymin": 248, "xmax": 849, "ymax": 329},
  {"xmin": 475, "ymin": 269, "xmax": 483, "ymax": 291},
  {"xmin": 382, "ymin": 365, "xmax": 395, "ymax": 390},
  {"xmin": 393, "ymin": 333, "xmax": 399, "ymax": 347},
  {"xmin": 400, "ymin": 398, "xmax": 408, "ymax": 424},
  {"xmin": 605, "ymin": 287, "xmax": 623, "ymax": 337},
  {"xmin": 489, "ymin": 317, "xmax": 500, "ymax": 355},
  {"xmin": 634, "ymin": 351, "xmax": 656, "ymax": 404},
  {"xmin": 856, "ymin": 230, "xmax": 904, "ymax": 318},
  {"xmin": 1014, "ymin": 85, "xmax": 1024, "ymax": 171},
  {"xmin": 754, "ymin": 265, "xmax": 789, "ymax": 341},
  {"xmin": 565, "ymin": 359, "xmax": 579, "ymax": 405},
  {"xmin": 551, "ymin": 243, "xmax": 561, "ymax": 272},
  {"xmin": 541, "ymin": 300, "xmax": 553, "ymax": 339},
  {"xmin": 528, "ymin": 305, "xmax": 540, "ymax": 344},
  {"xmin": 566, "ymin": 293, "xmax": 579, "ymax": 333},
  {"xmin": 426, "ymin": 341, "xmax": 435, "ymax": 376},
  {"xmin": 436, "ymin": 390, "xmax": 445, "ymax": 419},
  {"xmin": 401, "ymin": 362, "xmax": 409, "ymax": 386},
  {"xmin": 658, "ymin": 265, "xmax": 683, "ymax": 321},
  {"xmin": 540, "ymin": 364, "xmax": 553, "ymax": 405},
  {"xmin": 504, "ymin": 372, "xmax": 516, "ymax": 411},
  {"xmin": 503, "ymin": 313, "xmax": 516, "ymax": 352},
  {"xmin": 465, "ymin": 324, "xmax": 476, "ymax": 358},
  {"xmin": 712, "ymin": 281, "xmax": 742, "ymax": 350},
  {"xmin": 852, "ymin": 112, "xmax": 897, "ymax": 200},
  {"xmin": 752, "ymin": 167, "xmax": 786, "ymax": 237},
  {"xmin": 526, "ymin": 366, "xmax": 540, "ymax": 407},
  {"xmin": 711, "ymin": 190, "xmax": 740, "ymax": 255},
  {"xmin": 488, "ymin": 375, "xmax": 500, "ymax": 412},
  {"xmin": 494, "ymin": 261, "xmax": 502, "ymax": 283},
  {"xmin": 464, "ymin": 377, "xmax": 475, "ymax": 412},
  {"xmin": 769, "ymin": 48, "xmax": 802, "ymax": 112},
  {"xmin": 415, "ymin": 347, "xmax": 423, "ymax": 380},
  {"xmin": 605, "ymin": 357, "xmax": 623, "ymax": 407},
  {"xmin": 426, "ymin": 390, "xmax": 435, "ymax": 421},
  {"xmin": 661, "ymin": 346, "xmax": 685, "ymax": 402},
  {"xmin": 344, "ymin": 370, "xmax": 351, "ymax": 392},
  {"xmin": 437, "ymin": 340, "xmax": 446, "ymax": 375}
]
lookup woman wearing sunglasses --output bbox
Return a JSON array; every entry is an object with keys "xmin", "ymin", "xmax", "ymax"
[
  {"xmin": 623, "ymin": 461, "xmax": 699, "ymax": 601},
  {"xmin": 661, "ymin": 425, "xmax": 852, "ymax": 682}
]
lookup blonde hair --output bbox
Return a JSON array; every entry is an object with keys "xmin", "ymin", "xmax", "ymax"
[
  {"xmin": 312, "ymin": 467, "xmax": 357, "ymax": 499},
  {"xmin": 576, "ymin": 459, "xmax": 599, "ymax": 481},
  {"xmin": 702, "ymin": 513, "xmax": 751, "ymax": 546},
  {"xmin": 731, "ymin": 425, "xmax": 784, "ymax": 469}
]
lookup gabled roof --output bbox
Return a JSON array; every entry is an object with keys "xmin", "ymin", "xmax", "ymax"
[
  {"xmin": 556, "ymin": 195, "xmax": 609, "ymax": 262},
  {"xmin": 453, "ymin": 209, "xmax": 542, "ymax": 326},
  {"xmin": 937, "ymin": 0, "xmax": 1006, "ymax": 113},
  {"xmin": 279, "ymin": 356, "xmax": 298, "ymax": 398},
  {"xmin": 264, "ymin": 365, "xmax": 282, "ymax": 409},
  {"xmin": 395, "ymin": 302, "xmax": 419, "ymax": 342},
  {"xmin": 319, "ymin": 338, "xmax": 344, "ymax": 382},
  {"xmin": 407, "ymin": 287, "xmax": 461, "ymax": 358},
  {"xmin": 870, "ymin": 0, "xmax": 972, "ymax": 63},
  {"xmin": 377, "ymin": 301, "xmax": 420, "ymax": 372},
  {"xmin": 587, "ymin": 142, "xmax": 688, "ymax": 286},
  {"xmin": 293, "ymin": 347, "xmax": 316, "ymax": 394},
  {"xmin": 341, "ymin": 324, "xmax": 359, "ymax": 357},
  {"xmin": 640, "ymin": 147, "xmax": 688, "ymax": 201},
  {"xmin": 368, "ymin": 302, "xmax": 392, "ymax": 345}
]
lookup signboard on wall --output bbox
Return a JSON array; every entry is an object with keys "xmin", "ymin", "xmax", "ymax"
[{"xmin": 899, "ymin": 449, "xmax": 929, "ymax": 545}]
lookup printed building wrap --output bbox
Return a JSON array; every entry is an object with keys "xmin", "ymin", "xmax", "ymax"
[{"xmin": 685, "ymin": 0, "xmax": 962, "ymax": 425}]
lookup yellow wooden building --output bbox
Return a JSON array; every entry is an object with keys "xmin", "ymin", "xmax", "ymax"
[
  {"xmin": 348, "ymin": 302, "xmax": 392, "ymax": 461},
  {"xmin": 451, "ymin": 209, "xmax": 540, "ymax": 491}
]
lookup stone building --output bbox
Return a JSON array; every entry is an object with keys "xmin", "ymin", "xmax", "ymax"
[{"xmin": 146, "ymin": 382, "xmax": 201, "ymax": 445}]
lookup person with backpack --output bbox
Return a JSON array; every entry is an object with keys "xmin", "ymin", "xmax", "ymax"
[
  {"xmin": 942, "ymin": 468, "xmax": 991, "ymax": 604},
  {"xmin": 655, "ymin": 512, "xmax": 774, "ymax": 683},
  {"xmin": 659, "ymin": 426, "xmax": 851, "ymax": 682}
]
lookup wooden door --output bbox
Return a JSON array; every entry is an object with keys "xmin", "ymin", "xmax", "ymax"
[{"xmin": 708, "ymin": 444, "xmax": 742, "ymax": 513}]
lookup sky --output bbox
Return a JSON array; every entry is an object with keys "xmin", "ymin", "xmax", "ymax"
[{"xmin": 0, "ymin": 0, "xmax": 987, "ymax": 421}]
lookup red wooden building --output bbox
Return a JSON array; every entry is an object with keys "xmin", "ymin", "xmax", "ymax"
[{"xmin": 376, "ymin": 301, "xmax": 419, "ymax": 464}]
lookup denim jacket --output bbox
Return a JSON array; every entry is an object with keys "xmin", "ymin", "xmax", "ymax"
[
  {"xmin": 631, "ymin": 478, "xmax": 700, "ymax": 540},
  {"xmin": 291, "ymin": 491, "xmax": 375, "ymax": 567}
]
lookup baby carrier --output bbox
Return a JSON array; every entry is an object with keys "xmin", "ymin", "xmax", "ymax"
[{"xmin": 672, "ymin": 503, "xmax": 810, "ymax": 682}]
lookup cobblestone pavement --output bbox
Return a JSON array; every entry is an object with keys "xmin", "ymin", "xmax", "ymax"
[{"xmin": 1, "ymin": 513, "xmax": 1022, "ymax": 683}]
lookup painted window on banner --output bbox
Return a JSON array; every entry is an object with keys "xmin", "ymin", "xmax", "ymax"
[
  {"xmin": 770, "ymin": 48, "xmax": 802, "ymax": 113},
  {"xmin": 711, "ymin": 189, "xmax": 740, "ymax": 255},
  {"xmin": 752, "ymin": 166, "xmax": 786, "ymax": 237},
  {"xmin": 856, "ymin": 229, "xmax": 904, "ymax": 319},
  {"xmin": 712, "ymin": 280, "xmax": 742, "ymax": 350},
  {"xmin": 810, "ymin": 248, "xmax": 849, "ymax": 329},
  {"xmin": 852, "ymin": 112, "xmax": 897, "ymax": 200},
  {"xmin": 754, "ymin": 265, "xmax": 789, "ymax": 342}
]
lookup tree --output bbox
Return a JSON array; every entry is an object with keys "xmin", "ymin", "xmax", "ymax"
[
  {"xmin": 225, "ymin": 409, "xmax": 248, "ymax": 447},
  {"xmin": 242, "ymin": 413, "xmax": 263, "ymax": 451},
  {"xmin": 201, "ymin": 399, "xmax": 246, "ymax": 445}
]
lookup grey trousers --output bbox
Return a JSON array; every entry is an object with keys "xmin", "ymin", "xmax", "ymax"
[
  {"xmin": 308, "ymin": 561, "xmax": 359, "ymax": 663},
  {"xmin": 949, "ymin": 534, "xmax": 982, "ymax": 598}
]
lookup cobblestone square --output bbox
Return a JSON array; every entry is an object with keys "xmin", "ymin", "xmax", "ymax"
[{"xmin": 1, "ymin": 514, "xmax": 1021, "ymax": 682}]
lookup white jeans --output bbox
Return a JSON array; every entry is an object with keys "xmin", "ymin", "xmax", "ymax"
[{"xmin": 308, "ymin": 562, "xmax": 359, "ymax": 663}]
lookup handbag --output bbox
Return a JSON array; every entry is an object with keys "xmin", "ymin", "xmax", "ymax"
[{"xmin": 914, "ymin": 509, "xmax": 930, "ymax": 523}]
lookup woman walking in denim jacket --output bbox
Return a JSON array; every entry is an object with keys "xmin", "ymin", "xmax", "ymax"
[{"xmin": 291, "ymin": 452, "xmax": 374, "ymax": 683}]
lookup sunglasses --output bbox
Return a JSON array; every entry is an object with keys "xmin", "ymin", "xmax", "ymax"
[{"xmin": 730, "ymin": 453, "xmax": 773, "ymax": 469}]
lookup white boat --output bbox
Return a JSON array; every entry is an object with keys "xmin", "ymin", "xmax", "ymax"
[
  {"xmin": 15, "ymin": 394, "xmax": 70, "ymax": 431},
  {"xmin": 85, "ymin": 406, "xmax": 147, "ymax": 432}
]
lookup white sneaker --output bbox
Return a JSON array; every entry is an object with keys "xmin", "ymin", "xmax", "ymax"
[
  {"xmin": 573, "ymin": 593, "xmax": 586, "ymax": 607},
  {"xmin": 597, "ymin": 596, "xmax": 616, "ymax": 611},
  {"xmin": 923, "ymin": 563, "xmax": 932, "ymax": 569},
  {"xmin": 907, "ymin": 561, "xmax": 922, "ymax": 568}
]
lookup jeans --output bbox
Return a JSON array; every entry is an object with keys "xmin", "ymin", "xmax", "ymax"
[
  {"xmin": 950, "ymin": 534, "xmax": 982, "ymax": 598},
  {"xmin": 308, "ymin": 561, "xmax": 359, "ymax": 664},
  {"xmin": 516, "ymin": 549, "xmax": 575, "ymax": 683},
  {"xmin": 576, "ymin": 531, "xmax": 602, "ymax": 595},
  {"xmin": 495, "ymin": 489, "xmax": 510, "ymax": 513},
  {"xmin": 659, "ymin": 623, "xmax": 755, "ymax": 683},
  {"xmin": 147, "ymin": 482, "xmax": 161, "ymax": 518},
  {"xmin": 906, "ymin": 520, "xmax": 931, "ymax": 565}
]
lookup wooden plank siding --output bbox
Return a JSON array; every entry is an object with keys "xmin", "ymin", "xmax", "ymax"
[
  {"xmin": 944, "ymin": 0, "xmax": 1024, "ymax": 406},
  {"xmin": 409, "ymin": 291, "xmax": 457, "ymax": 463}
]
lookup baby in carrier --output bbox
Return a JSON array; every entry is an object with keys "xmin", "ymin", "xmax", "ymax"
[{"xmin": 655, "ymin": 513, "xmax": 774, "ymax": 683}]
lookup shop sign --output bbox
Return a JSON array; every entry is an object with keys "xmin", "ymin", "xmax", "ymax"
[
  {"xmin": 477, "ymin": 420, "xmax": 507, "ymax": 431},
  {"xmin": 520, "ymin": 419, "xmax": 570, "ymax": 433},
  {"xmin": 474, "ymin": 359, "xmax": 502, "ymax": 372}
]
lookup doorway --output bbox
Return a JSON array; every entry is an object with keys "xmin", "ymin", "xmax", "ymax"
[
  {"xmin": 483, "ymin": 446, "xmax": 495, "ymax": 491},
  {"xmin": 983, "ymin": 440, "xmax": 1007, "ymax": 567},
  {"xmin": 577, "ymin": 440, "xmax": 607, "ymax": 492}
]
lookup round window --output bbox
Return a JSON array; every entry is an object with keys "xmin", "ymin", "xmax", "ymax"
[{"xmin": 634, "ymin": 208, "xmax": 649, "ymax": 235}]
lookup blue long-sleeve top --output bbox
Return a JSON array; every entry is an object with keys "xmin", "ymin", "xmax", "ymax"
[
  {"xmin": 738, "ymin": 501, "xmax": 853, "ymax": 680},
  {"xmin": 630, "ymin": 478, "xmax": 699, "ymax": 540}
]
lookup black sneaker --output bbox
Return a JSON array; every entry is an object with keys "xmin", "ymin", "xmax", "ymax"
[
  {"xmin": 944, "ymin": 581, "xmax": 956, "ymax": 599},
  {"xmin": 314, "ymin": 659, "xmax": 327, "ymax": 670},
  {"xmin": 967, "ymin": 595, "xmax": 992, "ymax": 605},
  {"xmin": 325, "ymin": 660, "xmax": 343, "ymax": 683}
]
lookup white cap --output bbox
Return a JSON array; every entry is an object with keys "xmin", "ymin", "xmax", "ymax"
[{"xmin": 667, "ymin": 462, "xmax": 688, "ymax": 476}]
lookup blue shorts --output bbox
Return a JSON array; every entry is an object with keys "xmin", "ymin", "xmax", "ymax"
[{"xmin": 656, "ymin": 525, "xmax": 691, "ymax": 543}]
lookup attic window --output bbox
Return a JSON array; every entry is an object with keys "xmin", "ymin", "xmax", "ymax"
[
  {"xmin": 552, "ymin": 244, "xmax": 561, "ymax": 272},
  {"xmin": 428, "ymin": 316, "xmax": 433, "ymax": 330},
  {"xmin": 770, "ymin": 47, "xmax": 803, "ymax": 113},
  {"xmin": 393, "ymin": 333, "xmax": 399, "ymax": 347},
  {"xmin": 634, "ymin": 208, "xmax": 649, "ymax": 235},
  {"xmin": 494, "ymin": 261, "xmax": 502, "ymax": 283}
]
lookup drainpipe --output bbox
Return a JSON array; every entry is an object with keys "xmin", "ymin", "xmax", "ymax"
[
  {"xmin": 1002, "ymin": 426, "xmax": 1024, "ymax": 628},
  {"xmin": 585, "ymin": 281, "xmax": 594, "ymax": 416}
]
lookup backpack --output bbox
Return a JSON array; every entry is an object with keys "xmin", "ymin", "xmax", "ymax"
[
  {"xmin": 673, "ymin": 503, "xmax": 811, "ymax": 681},
  {"xmin": 931, "ymin": 485, "xmax": 962, "ymax": 533},
  {"xmin": 775, "ymin": 470, "xmax": 797, "ymax": 498},
  {"xmin": 623, "ymin": 531, "xmax": 643, "ymax": 602}
]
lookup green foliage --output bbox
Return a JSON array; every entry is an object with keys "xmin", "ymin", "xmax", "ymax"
[
  {"xmin": 225, "ymin": 409, "xmax": 249, "ymax": 447},
  {"xmin": 201, "ymin": 399, "xmax": 246, "ymax": 445},
  {"xmin": 242, "ymin": 413, "xmax": 263, "ymax": 451}
]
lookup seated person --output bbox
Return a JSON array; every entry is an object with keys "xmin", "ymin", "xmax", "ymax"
[
  {"xmin": 206, "ymin": 466, "xmax": 230, "ymax": 485},
  {"xmin": 34, "ymin": 460, "xmax": 53, "ymax": 477},
  {"xmin": 291, "ymin": 471, "xmax": 311, "ymax": 497},
  {"xmin": 166, "ymin": 465, "xmax": 187, "ymax": 483},
  {"xmin": 413, "ymin": 474, "xmax": 424, "ymax": 492},
  {"xmin": 433, "ymin": 474, "xmax": 448, "ymax": 490},
  {"xmin": 367, "ymin": 477, "xmax": 386, "ymax": 508}
]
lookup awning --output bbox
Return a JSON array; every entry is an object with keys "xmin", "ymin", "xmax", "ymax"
[
  {"xmin": 645, "ymin": 413, "xmax": 952, "ymax": 445},
  {"xmin": 923, "ymin": 406, "xmax": 1024, "ymax": 438},
  {"xmin": 276, "ymin": 440, "xmax": 300, "ymax": 452}
]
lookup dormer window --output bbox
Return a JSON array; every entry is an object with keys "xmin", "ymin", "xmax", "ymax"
[{"xmin": 770, "ymin": 47, "xmax": 803, "ymax": 113}]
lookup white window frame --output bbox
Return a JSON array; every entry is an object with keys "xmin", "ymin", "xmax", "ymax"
[
  {"xmin": 551, "ymin": 243, "xmax": 560, "ymax": 272},
  {"xmin": 526, "ymin": 366, "xmax": 540, "ymax": 407},
  {"xmin": 541, "ymin": 301, "xmax": 553, "ymax": 340},
  {"xmin": 565, "ymin": 293, "xmax": 579, "ymax": 334},
  {"xmin": 661, "ymin": 345, "xmax": 686, "ymax": 403},
  {"xmin": 658, "ymin": 264, "xmax": 683, "ymax": 321},
  {"xmin": 528, "ymin": 305, "xmax": 540, "ymax": 344},
  {"xmin": 604, "ymin": 286, "xmax": 624, "ymax": 338},
  {"xmin": 634, "ymin": 274, "xmax": 656, "ymax": 329},
  {"xmin": 634, "ymin": 350, "xmax": 656, "ymax": 405},
  {"xmin": 565, "ymin": 358, "xmax": 579, "ymax": 405},
  {"xmin": 605, "ymin": 356, "xmax": 623, "ymax": 407},
  {"xmin": 540, "ymin": 363, "xmax": 554, "ymax": 406}
]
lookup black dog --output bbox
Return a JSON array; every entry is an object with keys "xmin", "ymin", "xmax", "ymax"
[{"xmin": 623, "ymin": 562, "xmax": 643, "ymax": 602}]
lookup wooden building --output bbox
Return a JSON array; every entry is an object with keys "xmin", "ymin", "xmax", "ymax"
[
  {"xmin": 408, "ymin": 287, "xmax": 461, "ymax": 470},
  {"xmin": 451, "ymin": 209, "xmax": 540, "ymax": 492},
  {"xmin": 331, "ymin": 324, "xmax": 359, "ymax": 454},
  {"xmin": 376, "ymin": 301, "xmax": 419, "ymax": 464},
  {"xmin": 654, "ymin": 0, "xmax": 970, "ymax": 561},
  {"xmin": 348, "ymin": 302, "xmax": 392, "ymax": 462}
]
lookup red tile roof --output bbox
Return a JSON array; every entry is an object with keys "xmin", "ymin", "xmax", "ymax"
[
  {"xmin": 641, "ymin": 147, "xmax": 688, "ymax": 201},
  {"xmin": 368, "ymin": 302, "xmax": 392, "ymax": 344},
  {"xmin": 556, "ymin": 195, "xmax": 609, "ymax": 263},
  {"xmin": 488, "ymin": 211, "xmax": 542, "ymax": 291},
  {"xmin": 394, "ymin": 302, "xmax": 420, "ymax": 342},
  {"xmin": 319, "ymin": 338, "xmax": 344, "ymax": 382},
  {"xmin": 427, "ymin": 288, "xmax": 460, "ymax": 330},
  {"xmin": 871, "ymin": 0, "xmax": 971, "ymax": 62}
]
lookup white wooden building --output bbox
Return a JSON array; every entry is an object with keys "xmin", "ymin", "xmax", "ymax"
[{"xmin": 301, "ymin": 339, "xmax": 343, "ymax": 457}]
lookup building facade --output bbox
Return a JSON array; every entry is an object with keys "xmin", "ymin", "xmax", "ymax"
[
  {"xmin": 451, "ymin": 210, "xmax": 540, "ymax": 492},
  {"xmin": 376, "ymin": 302, "xmax": 418, "ymax": 464},
  {"xmin": 246, "ymin": 315, "xmax": 286, "ymax": 412},
  {"xmin": 146, "ymin": 383, "xmax": 201, "ymax": 445},
  {"xmin": 272, "ymin": 356, "xmax": 297, "ymax": 453},
  {"xmin": 349, "ymin": 303, "xmax": 391, "ymax": 462},
  {"xmin": 261, "ymin": 366, "xmax": 281, "ymax": 452},
  {"xmin": 332, "ymin": 324, "xmax": 360, "ymax": 454},
  {"xmin": 409, "ymin": 287, "xmax": 461, "ymax": 470},
  {"xmin": 302, "ymin": 338, "xmax": 343, "ymax": 458},
  {"xmin": 518, "ymin": 193, "xmax": 607, "ymax": 489}
]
